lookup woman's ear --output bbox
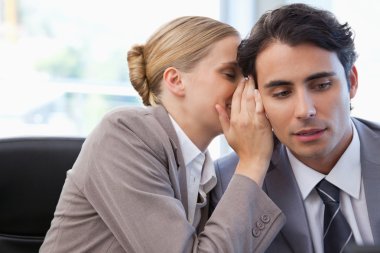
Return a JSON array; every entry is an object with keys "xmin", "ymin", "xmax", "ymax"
[{"xmin": 163, "ymin": 67, "xmax": 185, "ymax": 97}]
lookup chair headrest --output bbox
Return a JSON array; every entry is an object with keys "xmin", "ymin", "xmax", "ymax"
[{"xmin": 0, "ymin": 137, "xmax": 84, "ymax": 236}]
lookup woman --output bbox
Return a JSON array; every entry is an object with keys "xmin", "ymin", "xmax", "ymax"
[{"xmin": 40, "ymin": 16, "xmax": 285, "ymax": 253}]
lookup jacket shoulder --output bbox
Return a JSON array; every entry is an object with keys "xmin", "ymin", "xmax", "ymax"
[{"xmin": 352, "ymin": 117, "xmax": 380, "ymax": 133}]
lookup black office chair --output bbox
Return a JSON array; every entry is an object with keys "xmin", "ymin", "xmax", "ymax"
[{"xmin": 0, "ymin": 137, "xmax": 85, "ymax": 253}]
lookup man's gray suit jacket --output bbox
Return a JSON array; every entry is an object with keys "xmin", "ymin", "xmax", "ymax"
[
  {"xmin": 40, "ymin": 105, "xmax": 285, "ymax": 253},
  {"xmin": 213, "ymin": 117, "xmax": 380, "ymax": 253}
]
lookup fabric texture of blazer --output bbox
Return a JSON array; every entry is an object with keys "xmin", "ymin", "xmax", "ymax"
[
  {"xmin": 213, "ymin": 117, "xmax": 380, "ymax": 253},
  {"xmin": 40, "ymin": 105, "xmax": 285, "ymax": 253}
]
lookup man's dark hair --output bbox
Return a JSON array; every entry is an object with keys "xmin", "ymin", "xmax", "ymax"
[{"xmin": 238, "ymin": 3, "xmax": 358, "ymax": 87}]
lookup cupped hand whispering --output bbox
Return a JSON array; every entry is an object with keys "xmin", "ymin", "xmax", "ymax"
[{"xmin": 215, "ymin": 77, "xmax": 273, "ymax": 185}]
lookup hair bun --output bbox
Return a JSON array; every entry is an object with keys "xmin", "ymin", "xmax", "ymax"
[{"xmin": 127, "ymin": 44, "xmax": 151, "ymax": 105}]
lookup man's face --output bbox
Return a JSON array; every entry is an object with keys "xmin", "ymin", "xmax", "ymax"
[{"xmin": 256, "ymin": 42, "xmax": 358, "ymax": 172}]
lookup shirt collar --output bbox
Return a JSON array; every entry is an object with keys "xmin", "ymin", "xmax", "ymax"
[
  {"xmin": 289, "ymin": 119, "xmax": 361, "ymax": 200},
  {"xmin": 201, "ymin": 151, "xmax": 217, "ymax": 193},
  {"xmin": 169, "ymin": 115, "xmax": 216, "ymax": 193},
  {"xmin": 169, "ymin": 115, "xmax": 202, "ymax": 166}
]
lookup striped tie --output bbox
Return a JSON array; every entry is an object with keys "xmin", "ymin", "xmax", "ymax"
[{"xmin": 316, "ymin": 179, "xmax": 354, "ymax": 253}]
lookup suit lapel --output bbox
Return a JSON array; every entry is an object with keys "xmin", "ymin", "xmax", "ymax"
[
  {"xmin": 150, "ymin": 105, "xmax": 189, "ymax": 215},
  {"xmin": 353, "ymin": 118, "xmax": 380, "ymax": 243},
  {"xmin": 265, "ymin": 118, "xmax": 380, "ymax": 250},
  {"xmin": 265, "ymin": 144, "xmax": 314, "ymax": 252}
]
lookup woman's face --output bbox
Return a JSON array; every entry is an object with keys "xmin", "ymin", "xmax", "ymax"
[{"xmin": 182, "ymin": 35, "xmax": 242, "ymax": 138}]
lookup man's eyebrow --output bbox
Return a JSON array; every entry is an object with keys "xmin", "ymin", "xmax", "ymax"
[
  {"xmin": 263, "ymin": 71, "xmax": 337, "ymax": 88},
  {"xmin": 304, "ymin": 71, "xmax": 336, "ymax": 82},
  {"xmin": 264, "ymin": 80, "xmax": 292, "ymax": 88}
]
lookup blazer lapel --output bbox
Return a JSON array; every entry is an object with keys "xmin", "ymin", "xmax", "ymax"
[
  {"xmin": 150, "ymin": 105, "xmax": 189, "ymax": 215},
  {"xmin": 265, "ymin": 144, "xmax": 314, "ymax": 252},
  {"xmin": 353, "ymin": 118, "xmax": 380, "ymax": 243}
]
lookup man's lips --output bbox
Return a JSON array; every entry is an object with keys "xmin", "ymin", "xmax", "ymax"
[
  {"xmin": 293, "ymin": 128, "xmax": 326, "ymax": 142},
  {"xmin": 295, "ymin": 128, "xmax": 326, "ymax": 136}
]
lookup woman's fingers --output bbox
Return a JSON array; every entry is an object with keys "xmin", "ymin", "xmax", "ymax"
[
  {"xmin": 222, "ymin": 76, "xmax": 274, "ymax": 186},
  {"xmin": 254, "ymin": 89, "xmax": 264, "ymax": 113},
  {"xmin": 230, "ymin": 78, "xmax": 245, "ymax": 117},
  {"xmin": 215, "ymin": 104, "xmax": 229, "ymax": 134},
  {"xmin": 244, "ymin": 77, "xmax": 256, "ymax": 119}
]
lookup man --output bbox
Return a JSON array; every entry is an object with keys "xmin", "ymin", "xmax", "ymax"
[{"xmin": 212, "ymin": 3, "xmax": 380, "ymax": 253}]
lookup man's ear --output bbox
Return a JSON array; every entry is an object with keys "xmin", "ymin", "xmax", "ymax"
[
  {"xmin": 163, "ymin": 67, "xmax": 185, "ymax": 97},
  {"xmin": 349, "ymin": 65, "xmax": 358, "ymax": 99}
]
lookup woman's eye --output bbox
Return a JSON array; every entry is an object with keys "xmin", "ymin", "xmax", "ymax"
[{"xmin": 225, "ymin": 72, "xmax": 236, "ymax": 80}]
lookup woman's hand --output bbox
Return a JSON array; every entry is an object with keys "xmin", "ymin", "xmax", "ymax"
[{"xmin": 215, "ymin": 77, "xmax": 273, "ymax": 186}]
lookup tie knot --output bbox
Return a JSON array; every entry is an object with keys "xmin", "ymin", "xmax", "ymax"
[{"xmin": 316, "ymin": 179, "xmax": 340, "ymax": 203}]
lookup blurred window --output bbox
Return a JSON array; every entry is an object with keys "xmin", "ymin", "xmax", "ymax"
[
  {"xmin": 0, "ymin": 0, "xmax": 227, "ymax": 158},
  {"xmin": 1, "ymin": 0, "xmax": 379, "ymax": 159}
]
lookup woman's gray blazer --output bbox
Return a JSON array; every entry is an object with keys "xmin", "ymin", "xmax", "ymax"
[{"xmin": 40, "ymin": 105, "xmax": 285, "ymax": 253}]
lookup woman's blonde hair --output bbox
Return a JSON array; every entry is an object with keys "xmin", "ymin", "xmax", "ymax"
[{"xmin": 127, "ymin": 16, "xmax": 239, "ymax": 106}]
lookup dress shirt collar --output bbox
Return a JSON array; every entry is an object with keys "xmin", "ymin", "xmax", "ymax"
[
  {"xmin": 169, "ymin": 115, "xmax": 203, "ymax": 166},
  {"xmin": 288, "ymin": 119, "xmax": 361, "ymax": 200},
  {"xmin": 168, "ymin": 115, "xmax": 216, "ymax": 188},
  {"xmin": 200, "ymin": 151, "xmax": 217, "ymax": 193}
]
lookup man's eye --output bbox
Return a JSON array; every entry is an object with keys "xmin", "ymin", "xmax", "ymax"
[
  {"xmin": 273, "ymin": 90, "xmax": 291, "ymax": 98},
  {"xmin": 316, "ymin": 81, "xmax": 332, "ymax": 90}
]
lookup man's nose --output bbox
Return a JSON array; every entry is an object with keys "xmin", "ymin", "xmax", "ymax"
[{"xmin": 295, "ymin": 91, "xmax": 316, "ymax": 119}]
